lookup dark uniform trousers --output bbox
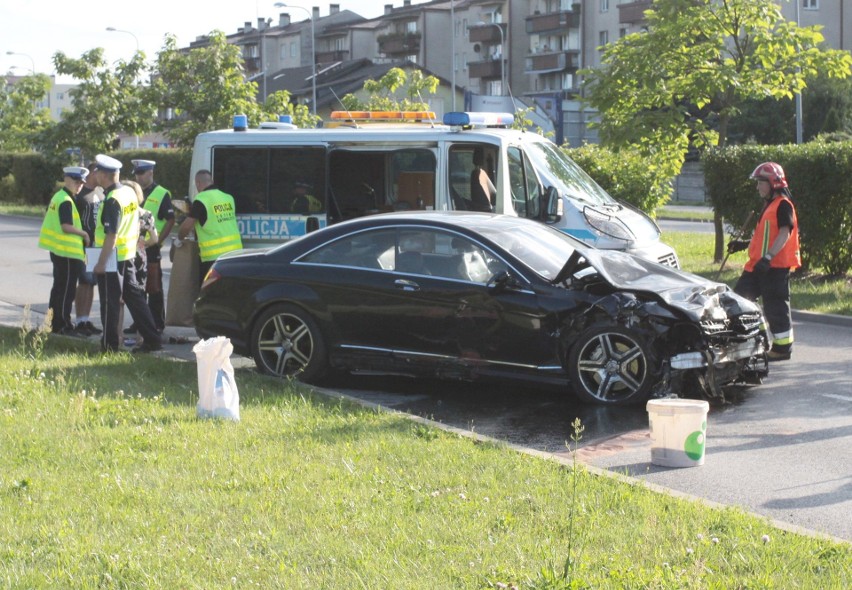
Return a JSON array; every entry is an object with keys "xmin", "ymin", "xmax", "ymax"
[
  {"xmin": 145, "ymin": 243, "xmax": 165, "ymax": 330},
  {"xmin": 734, "ymin": 267, "xmax": 792, "ymax": 353},
  {"xmin": 97, "ymin": 259, "xmax": 161, "ymax": 352},
  {"xmin": 49, "ymin": 252, "xmax": 82, "ymax": 332}
]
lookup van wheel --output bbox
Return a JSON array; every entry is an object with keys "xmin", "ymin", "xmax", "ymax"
[
  {"xmin": 567, "ymin": 324, "xmax": 655, "ymax": 406},
  {"xmin": 251, "ymin": 304, "xmax": 327, "ymax": 383}
]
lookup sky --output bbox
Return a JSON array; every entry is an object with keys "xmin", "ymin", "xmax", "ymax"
[{"xmin": 1, "ymin": 1, "xmax": 427, "ymax": 82}]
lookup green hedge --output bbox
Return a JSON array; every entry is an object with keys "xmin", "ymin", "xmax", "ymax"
[
  {"xmin": 704, "ymin": 143, "xmax": 852, "ymax": 276},
  {"xmin": 0, "ymin": 149, "xmax": 192, "ymax": 205}
]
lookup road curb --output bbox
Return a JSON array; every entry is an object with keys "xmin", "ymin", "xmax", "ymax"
[{"xmin": 792, "ymin": 309, "xmax": 852, "ymax": 328}]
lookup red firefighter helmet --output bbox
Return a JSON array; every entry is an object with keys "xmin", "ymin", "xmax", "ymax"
[{"xmin": 749, "ymin": 162, "xmax": 788, "ymax": 190}]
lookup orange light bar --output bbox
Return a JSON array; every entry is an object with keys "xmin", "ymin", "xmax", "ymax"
[{"xmin": 330, "ymin": 111, "xmax": 437, "ymax": 121}]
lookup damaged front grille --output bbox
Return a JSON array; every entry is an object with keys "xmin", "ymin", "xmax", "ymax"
[
  {"xmin": 730, "ymin": 312, "xmax": 763, "ymax": 334},
  {"xmin": 700, "ymin": 319, "xmax": 730, "ymax": 335}
]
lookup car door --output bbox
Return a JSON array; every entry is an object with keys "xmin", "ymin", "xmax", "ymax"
[{"xmin": 296, "ymin": 225, "xmax": 553, "ymax": 368}]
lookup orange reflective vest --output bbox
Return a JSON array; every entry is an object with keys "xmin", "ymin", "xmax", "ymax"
[{"xmin": 745, "ymin": 196, "xmax": 800, "ymax": 272}]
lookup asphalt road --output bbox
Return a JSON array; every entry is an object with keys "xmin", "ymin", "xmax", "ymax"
[{"xmin": 2, "ymin": 213, "xmax": 850, "ymax": 542}]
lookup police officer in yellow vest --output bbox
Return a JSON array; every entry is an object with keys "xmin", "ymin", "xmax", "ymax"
[
  {"xmin": 130, "ymin": 159, "xmax": 175, "ymax": 332},
  {"xmin": 92, "ymin": 154, "xmax": 163, "ymax": 353},
  {"xmin": 178, "ymin": 169, "xmax": 243, "ymax": 285},
  {"xmin": 728, "ymin": 162, "xmax": 801, "ymax": 362},
  {"xmin": 38, "ymin": 166, "xmax": 91, "ymax": 335}
]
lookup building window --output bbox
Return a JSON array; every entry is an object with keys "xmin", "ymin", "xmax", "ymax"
[
  {"xmin": 619, "ymin": 28, "xmax": 627, "ymax": 38},
  {"xmin": 406, "ymin": 21, "xmax": 417, "ymax": 34},
  {"xmin": 290, "ymin": 41, "xmax": 297, "ymax": 57},
  {"xmin": 56, "ymin": 92, "xmax": 64, "ymax": 100},
  {"xmin": 600, "ymin": 0, "xmax": 609, "ymax": 12},
  {"xmin": 803, "ymin": 0, "xmax": 818, "ymax": 9},
  {"xmin": 599, "ymin": 30, "xmax": 609, "ymax": 48}
]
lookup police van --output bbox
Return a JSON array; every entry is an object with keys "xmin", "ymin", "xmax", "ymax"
[{"xmin": 188, "ymin": 111, "xmax": 679, "ymax": 267}]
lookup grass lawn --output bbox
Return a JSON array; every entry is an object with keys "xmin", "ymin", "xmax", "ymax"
[{"xmin": 1, "ymin": 322, "xmax": 850, "ymax": 588}]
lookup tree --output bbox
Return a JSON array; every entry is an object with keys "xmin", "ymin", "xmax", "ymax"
[
  {"xmin": 46, "ymin": 48, "xmax": 153, "ymax": 161},
  {"xmin": 152, "ymin": 32, "xmax": 317, "ymax": 148},
  {"xmin": 0, "ymin": 74, "xmax": 54, "ymax": 151},
  {"xmin": 730, "ymin": 73, "xmax": 852, "ymax": 145},
  {"xmin": 340, "ymin": 67, "xmax": 439, "ymax": 112},
  {"xmin": 582, "ymin": 0, "xmax": 852, "ymax": 260}
]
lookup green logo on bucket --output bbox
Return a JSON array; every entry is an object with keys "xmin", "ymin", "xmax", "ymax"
[{"xmin": 684, "ymin": 419, "xmax": 706, "ymax": 460}]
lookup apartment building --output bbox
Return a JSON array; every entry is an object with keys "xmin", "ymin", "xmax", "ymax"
[{"xmin": 185, "ymin": 0, "xmax": 851, "ymax": 144}]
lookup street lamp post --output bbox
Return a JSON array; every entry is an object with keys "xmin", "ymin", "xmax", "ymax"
[
  {"xmin": 275, "ymin": 3, "xmax": 316, "ymax": 115},
  {"xmin": 105, "ymin": 27, "xmax": 140, "ymax": 54},
  {"xmin": 477, "ymin": 22, "xmax": 504, "ymax": 96},
  {"xmin": 5, "ymin": 51, "xmax": 36, "ymax": 74}
]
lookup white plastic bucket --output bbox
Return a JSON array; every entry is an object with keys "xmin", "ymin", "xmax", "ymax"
[{"xmin": 646, "ymin": 399, "xmax": 709, "ymax": 468}]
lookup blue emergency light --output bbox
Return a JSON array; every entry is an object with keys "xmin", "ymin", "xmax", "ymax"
[
  {"xmin": 443, "ymin": 111, "xmax": 515, "ymax": 127},
  {"xmin": 233, "ymin": 114, "xmax": 248, "ymax": 131},
  {"xmin": 278, "ymin": 114, "xmax": 293, "ymax": 124}
]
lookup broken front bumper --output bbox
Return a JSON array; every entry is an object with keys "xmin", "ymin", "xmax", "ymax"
[{"xmin": 669, "ymin": 338, "xmax": 767, "ymax": 370}]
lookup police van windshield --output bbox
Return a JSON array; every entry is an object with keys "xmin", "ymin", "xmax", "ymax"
[{"xmin": 525, "ymin": 140, "xmax": 618, "ymax": 207}]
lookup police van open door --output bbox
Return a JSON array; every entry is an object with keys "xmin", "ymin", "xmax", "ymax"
[{"xmin": 326, "ymin": 146, "xmax": 438, "ymax": 223}]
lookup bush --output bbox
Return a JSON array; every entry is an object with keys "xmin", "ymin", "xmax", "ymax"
[
  {"xmin": 562, "ymin": 144, "xmax": 673, "ymax": 214},
  {"xmin": 704, "ymin": 143, "xmax": 852, "ymax": 276},
  {"xmin": 108, "ymin": 149, "xmax": 193, "ymax": 199},
  {"xmin": 0, "ymin": 150, "xmax": 193, "ymax": 205},
  {"xmin": 11, "ymin": 153, "xmax": 60, "ymax": 205}
]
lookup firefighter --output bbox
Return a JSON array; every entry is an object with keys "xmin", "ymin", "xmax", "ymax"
[{"xmin": 727, "ymin": 162, "xmax": 800, "ymax": 361}]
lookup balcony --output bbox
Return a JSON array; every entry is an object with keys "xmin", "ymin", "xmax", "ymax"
[
  {"xmin": 468, "ymin": 58, "xmax": 504, "ymax": 80},
  {"xmin": 468, "ymin": 23, "xmax": 506, "ymax": 44},
  {"xmin": 315, "ymin": 49, "xmax": 349, "ymax": 63},
  {"xmin": 525, "ymin": 50, "xmax": 579, "ymax": 74},
  {"xmin": 619, "ymin": 0, "xmax": 652, "ymax": 24},
  {"xmin": 377, "ymin": 31, "xmax": 421, "ymax": 56},
  {"xmin": 242, "ymin": 56, "xmax": 261, "ymax": 73},
  {"xmin": 526, "ymin": 6, "xmax": 581, "ymax": 34}
]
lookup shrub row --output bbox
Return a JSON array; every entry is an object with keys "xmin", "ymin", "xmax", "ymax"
[
  {"xmin": 704, "ymin": 143, "xmax": 852, "ymax": 276},
  {"xmin": 0, "ymin": 150, "xmax": 192, "ymax": 206}
]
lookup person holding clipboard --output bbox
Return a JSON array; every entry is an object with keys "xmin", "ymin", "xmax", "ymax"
[{"xmin": 91, "ymin": 155, "xmax": 162, "ymax": 353}]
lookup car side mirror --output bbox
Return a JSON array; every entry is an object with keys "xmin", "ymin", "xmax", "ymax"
[
  {"xmin": 544, "ymin": 186, "xmax": 562, "ymax": 222},
  {"xmin": 487, "ymin": 271, "xmax": 522, "ymax": 294}
]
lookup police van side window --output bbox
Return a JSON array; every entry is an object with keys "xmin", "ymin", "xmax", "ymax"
[
  {"xmin": 448, "ymin": 144, "xmax": 497, "ymax": 212},
  {"xmin": 213, "ymin": 147, "xmax": 325, "ymax": 215}
]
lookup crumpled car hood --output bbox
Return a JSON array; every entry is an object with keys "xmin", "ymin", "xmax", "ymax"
[{"xmin": 580, "ymin": 248, "xmax": 761, "ymax": 322}]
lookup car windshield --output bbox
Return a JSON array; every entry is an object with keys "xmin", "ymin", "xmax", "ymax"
[
  {"xmin": 472, "ymin": 216, "xmax": 584, "ymax": 281},
  {"xmin": 525, "ymin": 140, "xmax": 618, "ymax": 207}
]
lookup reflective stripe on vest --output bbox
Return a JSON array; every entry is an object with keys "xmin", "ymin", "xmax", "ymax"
[
  {"xmin": 195, "ymin": 189, "xmax": 243, "ymax": 262},
  {"xmin": 745, "ymin": 196, "xmax": 800, "ymax": 271},
  {"xmin": 38, "ymin": 189, "xmax": 85, "ymax": 260},
  {"xmin": 143, "ymin": 184, "xmax": 169, "ymax": 234},
  {"xmin": 95, "ymin": 185, "xmax": 140, "ymax": 261}
]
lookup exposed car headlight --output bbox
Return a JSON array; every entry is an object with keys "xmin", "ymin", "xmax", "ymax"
[{"xmin": 583, "ymin": 207, "xmax": 635, "ymax": 241}]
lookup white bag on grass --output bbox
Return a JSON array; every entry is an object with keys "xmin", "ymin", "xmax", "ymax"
[{"xmin": 193, "ymin": 336, "xmax": 240, "ymax": 421}]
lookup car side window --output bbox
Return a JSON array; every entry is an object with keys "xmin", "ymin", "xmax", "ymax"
[
  {"xmin": 397, "ymin": 228, "xmax": 508, "ymax": 284},
  {"xmin": 300, "ymin": 229, "xmax": 396, "ymax": 270}
]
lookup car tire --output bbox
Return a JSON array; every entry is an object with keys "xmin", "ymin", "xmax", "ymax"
[
  {"xmin": 567, "ymin": 323, "xmax": 656, "ymax": 406},
  {"xmin": 251, "ymin": 304, "xmax": 328, "ymax": 383}
]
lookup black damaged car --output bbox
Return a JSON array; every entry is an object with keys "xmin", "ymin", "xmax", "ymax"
[{"xmin": 193, "ymin": 212, "xmax": 769, "ymax": 405}]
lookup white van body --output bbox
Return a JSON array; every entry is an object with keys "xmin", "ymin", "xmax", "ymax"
[{"xmin": 189, "ymin": 113, "xmax": 678, "ymax": 267}]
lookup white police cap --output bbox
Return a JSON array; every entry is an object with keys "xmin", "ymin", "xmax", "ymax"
[
  {"xmin": 63, "ymin": 166, "xmax": 89, "ymax": 181},
  {"xmin": 131, "ymin": 159, "xmax": 156, "ymax": 173},
  {"xmin": 94, "ymin": 154, "xmax": 122, "ymax": 172}
]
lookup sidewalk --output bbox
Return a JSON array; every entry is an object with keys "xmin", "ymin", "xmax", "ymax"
[{"xmin": 0, "ymin": 299, "xmax": 201, "ymax": 362}]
